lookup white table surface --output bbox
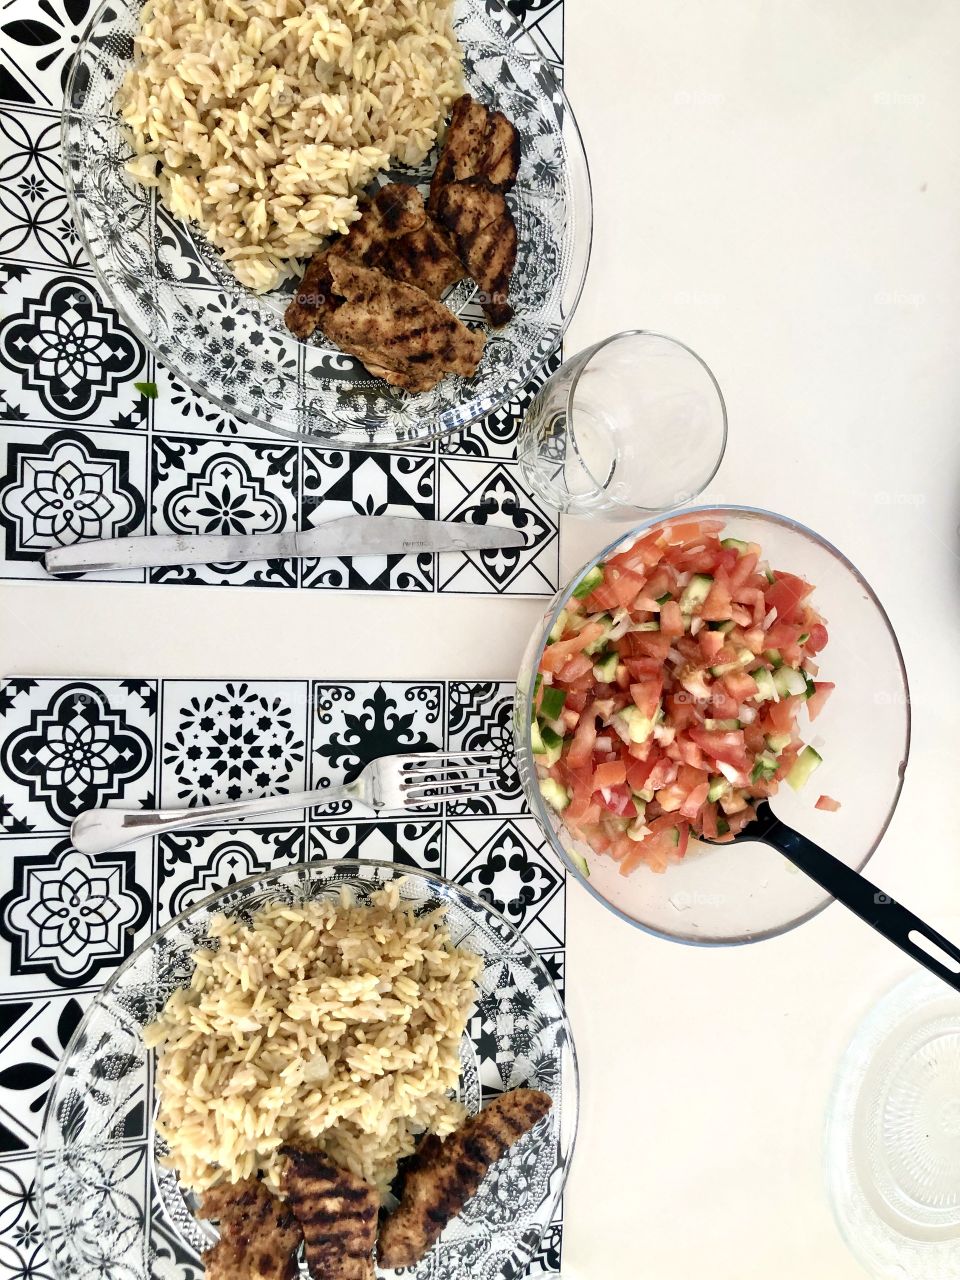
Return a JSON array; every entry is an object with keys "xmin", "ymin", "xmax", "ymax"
[{"xmin": 5, "ymin": 2, "xmax": 960, "ymax": 1275}]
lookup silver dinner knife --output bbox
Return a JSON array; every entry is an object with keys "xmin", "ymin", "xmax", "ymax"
[{"xmin": 43, "ymin": 517, "xmax": 525, "ymax": 575}]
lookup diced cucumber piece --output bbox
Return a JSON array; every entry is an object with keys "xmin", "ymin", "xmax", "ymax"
[
  {"xmin": 634, "ymin": 788, "xmax": 654, "ymax": 803},
  {"xmin": 679, "ymin": 573, "xmax": 713, "ymax": 614},
  {"xmin": 668, "ymin": 827, "xmax": 681, "ymax": 847},
  {"xmin": 539, "ymin": 687, "xmax": 567, "ymax": 721},
  {"xmin": 707, "ymin": 777, "xmax": 729, "ymax": 803},
  {"xmin": 764, "ymin": 567, "xmax": 776, "ymax": 584},
  {"xmin": 567, "ymin": 848, "xmax": 590, "ymax": 878},
  {"xmin": 765, "ymin": 732, "xmax": 792, "ymax": 754},
  {"xmin": 773, "ymin": 666, "xmax": 807, "ymax": 698},
  {"xmin": 798, "ymin": 632, "xmax": 810, "ymax": 645},
  {"xmin": 535, "ymin": 727, "xmax": 564, "ymax": 767},
  {"xmin": 716, "ymin": 817, "xmax": 730, "ymax": 836},
  {"xmin": 750, "ymin": 753, "xmax": 779, "ymax": 782},
  {"xmin": 802, "ymin": 672, "xmax": 817, "ymax": 699},
  {"xmin": 753, "ymin": 668, "xmax": 778, "ymax": 702},
  {"xmin": 592, "ymin": 651, "xmax": 618, "ymax": 683},
  {"xmin": 721, "ymin": 537, "xmax": 749, "ymax": 554},
  {"xmin": 539, "ymin": 778, "xmax": 571, "ymax": 811},
  {"xmin": 787, "ymin": 745, "xmax": 822, "ymax": 791},
  {"xmin": 656, "ymin": 592, "xmax": 672, "ymax": 605},
  {"xmin": 705, "ymin": 717, "xmax": 741, "ymax": 731},
  {"xmin": 583, "ymin": 613, "xmax": 613, "ymax": 654},
  {"xmin": 548, "ymin": 609, "xmax": 569, "ymax": 643},
  {"xmin": 633, "ymin": 621, "xmax": 661, "ymax": 632},
  {"xmin": 763, "ymin": 648, "xmax": 783, "ymax": 668},
  {"xmin": 613, "ymin": 706, "xmax": 655, "ymax": 744},
  {"xmin": 708, "ymin": 619, "xmax": 736, "ymax": 633},
  {"xmin": 572, "ymin": 565, "xmax": 604, "ymax": 599},
  {"xmin": 530, "ymin": 721, "xmax": 546, "ymax": 755}
]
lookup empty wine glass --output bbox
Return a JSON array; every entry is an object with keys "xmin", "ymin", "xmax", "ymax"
[{"xmin": 518, "ymin": 330, "xmax": 728, "ymax": 516}]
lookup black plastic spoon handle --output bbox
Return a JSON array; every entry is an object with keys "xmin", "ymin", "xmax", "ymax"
[{"xmin": 750, "ymin": 803, "xmax": 960, "ymax": 993}]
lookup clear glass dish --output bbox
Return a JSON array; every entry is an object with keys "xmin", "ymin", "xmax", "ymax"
[
  {"xmin": 514, "ymin": 505, "xmax": 911, "ymax": 945},
  {"xmin": 62, "ymin": 0, "xmax": 593, "ymax": 447},
  {"xmin": 37, "ymin": 860, "xmax": 578, "ymax": 1279}
]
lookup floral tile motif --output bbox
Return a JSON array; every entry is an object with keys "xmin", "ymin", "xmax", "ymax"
[
  {"xmin": 446, "ymin": 818, "xmax": 565, "ymax": 949},
  {"xmin": 154, "ymin": 825, "xmax": 306, "ymax": 920},
  {"xmin": 151, "ymin": 362, "xmax": 279, "ymax": 442},
  {"xmin": 447, "ymin": 681, "xmax": 525, "ymax": 816},
  {"xmin": 0, "ymin": 424, "xmax": 147, "ymax": 580},
  {"xmin": 0, "ymin": 108, "xmax": 86, "ymax": 270},
  {"xmin": 436, "ymin": 458, "xmax": 559, "ymax": 595},
  {"xmin": 439, "ymin": 350, "xmax": 560, "ymax": 460},
  {"xmin": 0, "ymin": 836, "xmax": 152, "ymax": 990},
  {"xmin": 300, "ymin": 448, "xmax": 436, "ymax": 592},
  {"xmin": 0, "ymin": 269, "xmax": 147, "ymax": 424},
  {"xmin": 149, "ymin": 435, "xmax": 299, "ymax": 587},
  {"xmin": 310, "ymin": 681, "xmax": 444, "ymax": 816},
  {"xmin": 0, "ymin": 994, "xmax": 88, "ymax": 1148},
  {"xmin": 0, "ymin": 1157, "xmax": 50, "ymax": 1278},
  {"xmin": 0, "ymin": 679, "xmax": 156, "ymax": 831},
  {"xmin": 159, "ymin": 680, "xmax": 308, "ymax": 812},
  {"xmin": 307, "ymin": 818, "xmax": 443, "ymax": 871}
]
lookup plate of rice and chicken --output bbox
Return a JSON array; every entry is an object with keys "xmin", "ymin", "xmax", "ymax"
[
  {"xmin": 64, "ymin": 0, "xmax": 592, "ymax": 444},
  {"xmin": 37, "ymin": 863, "xmax": 577, "ymax": 1280}
]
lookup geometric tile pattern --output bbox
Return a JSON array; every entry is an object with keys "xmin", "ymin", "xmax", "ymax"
[{"xmin": 0, "ymin": 675, "xmax": 566, "ymax": 1275}]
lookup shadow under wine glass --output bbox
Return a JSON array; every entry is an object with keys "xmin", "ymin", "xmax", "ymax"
[{"xmin": 518, "ymin": 330, "xmax": 728, "ymax": 517}]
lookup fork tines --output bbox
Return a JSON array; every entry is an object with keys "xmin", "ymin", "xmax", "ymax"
[{"xmin": 399, "ymin": 751, "xmax": 500, "ymax": 803}]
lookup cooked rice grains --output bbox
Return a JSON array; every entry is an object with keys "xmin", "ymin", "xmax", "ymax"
[
  {"xmin": 118, "ymin": 0, "xmax": 463, "ymax": 291},
  {"xmin": 145, "ymin": 882, "xmax": 482, "ymax": 1198}
]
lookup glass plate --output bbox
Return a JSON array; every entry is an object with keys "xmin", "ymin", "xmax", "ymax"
[{"xmin": 62, "ymin": 0, "xmax": 593, "ymax": 446}]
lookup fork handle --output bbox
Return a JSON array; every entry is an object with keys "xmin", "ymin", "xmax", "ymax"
[
  {"xmin": 758, "ymin": 807, "xmax": 960, "ymax": 994},
  {"xmin": 70, "ymin": 783, "xmax": 362, "ymax": 856}
]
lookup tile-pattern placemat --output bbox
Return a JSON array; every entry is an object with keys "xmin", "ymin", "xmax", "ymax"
[
  {"xmin": 0, "ymin": 2, "xmax": 565, "ymax": 596},
  {"xmin": 0, "ymin": 675, "xmax": 567, "ymax": 1276}
]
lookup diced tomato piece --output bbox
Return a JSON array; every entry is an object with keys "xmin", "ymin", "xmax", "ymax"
[
  {"xmin": 675, "ymin": 821, "xmax": 690, "ymax": 857},
  {"xmin": 604, "ymin": 567, "xmax": 645, "ymax": 608},
  {"xmin": 700, "ymin": 582, "xmax": 733, "ymax": 621},
  {"xmin": 593, "ymin": 760, "xmax": 626, "ymax": 790},
  {"xmin": 660, "ymin": 600, "xmax": 683, "ymax": 637},
  {"xmin": 699, "ymin": 629, "xmax": 725, "ymax": 661},
  {"xmin": 806, "ymin": 681, "xmax": 835, "ymax": 720},
  {"xmin": 688, "ymin": 727, "xmax": 749, "ymax": 768},
  {"xmin": 816, "ymin": 794, "xmax": 841, "ymax": 812},
  {"xmin": 765, "ymin": 695, "xmax": 801, "ymax": 734},
  {"xmin": 677, "ymin": 738, "xmax": 708, "ymax": 770},
  {"xmin": 600, "ymin": 785, "xmax": 637, "ymax": 818},
  {"xmin": 680, "ymin": 548, "xmax": 720, "ymax": 573},
  {"xmin": 565, "ymin": 689, "xmax": 589, "ymax": 713},
  {"xmin": 626, "ymin": 754, "xmax": 656, "ymax": 793},
  {"xmin": 623, "ymin": 630, "xmax": 672, "ymax": 661},
  {"xmin": 646, "ymin": 757, "xmax": 679, "ymax": 791},
  {"xmin": 700, "ymin": 801, "xmax": 720, "ymax": 840},
  {"xmin": 805, "ymin": 622, "xmax": 829, "ymax": 654},
  {"xmin": 708, "ymin": 687, "xmax": 740, "ymax": 719},
  {"xmin": 729, "ymin": 552, "xmax": 759, "ymax": 591},
  {"xmin": 560, "ymin": 707, "xmax": 580, "ymax": 732},
  {"xmin": 764, "ymin": 621, "xmax": 803, "ymax": 649},
  {"xmin": 722, "ymin": 670, "xmax": 758, "ymax": 701},
  {"xmin": 680, "ymin": 781, "xmax": 710, "ymax": 821},
  {"xmin": 559, "ymin": 652, "xmax": 593, "ymax": 682},
  {"xmin": 743, "ymin": 722, "xmax": 766, "ymax": 754},
  {"xmin": 567, "ymin": 708, "xmax": 599, "ymax": 767},
  {"xmin": 630, "ymin": 678, "xmax": 663, "ymax": 720},
  {"xmin": 766, "ymin": 572, "xmax": 813, "ymax": 624},
  {"xmin": 661, "ymin": 519, "xmax": 725, "ymax": 545},
  {"xmin": 540, "ymin": 622, "xmax": 606, "ymax": 672},
  {"xmin": 623, "ymin": 656, "xmax": 662, "ymax": 681}
]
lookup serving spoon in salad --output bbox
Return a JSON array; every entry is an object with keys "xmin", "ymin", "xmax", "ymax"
[{"xmin": 709, "ymin": 801, "xmax": 960, "ymax": 992}]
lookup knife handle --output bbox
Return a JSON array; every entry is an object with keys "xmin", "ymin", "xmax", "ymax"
[{"xmin": 44, "ymin": 534, "xmax": 293, "ymax": 575}]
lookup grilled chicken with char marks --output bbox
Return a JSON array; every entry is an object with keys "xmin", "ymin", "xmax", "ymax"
[
  {"xmin": 322, "ymin": 255, "xmax": 484, "ymax": 393},
  {"xmin": 284, "ymin": 184, "xmax": 425, "ymax": 339},
  {"xmin": 428, "ymin": 93, "xmax": 520, "ymax": 213},
  {"xmin": 377, "ymin": 1088, "xmax": 553, "ymax": 1269},
  {"xmin": 378, "ymin": 218, "xmax": 465, "ymax": 300},
  {"xmin": 281, "ymin": 1148, "xmax": 378, "ymax": 1280},
  {"xmin": 198, "ymin": 1178, "xmax": 302, "ymax": 1280},
  {"xmin": 435, "ymin": 178, "xmax": 517, "ymax": 326}
]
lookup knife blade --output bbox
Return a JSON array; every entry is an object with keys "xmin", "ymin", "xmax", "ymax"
[{"xmin": 43, "ymin": 517, "xmax": 526, "ymax": 576}]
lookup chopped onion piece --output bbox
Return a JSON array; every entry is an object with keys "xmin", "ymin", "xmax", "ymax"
[
  {"xmin": 690, "ymin": 616, "xmax": 704, "ymax": 636},
  {"xmin": 738, "ymin": 705, "xmax": 757, "ymax": 724},
  {"xmin": 763, "ymin": 606, "xmax": 778, "ymax": 629},
  {"xmin": 595, "ymin": 735, "xmax": 613, "ymax": 752}
]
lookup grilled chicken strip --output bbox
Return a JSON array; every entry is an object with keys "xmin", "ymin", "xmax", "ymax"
[
  {"xmin": 323, "ymin": 255, "xmax": 484, "ymax": 392},
  {"xmin": 378, "ymin": 1088, "xmax": 553, "ymax": 1269},
  {"xmin": 435, "ymin": 178, "xmax": 517, "ymax": 327},
  {"xmin": 284, "ymin": 184, "xmax": 425, "ymax": 339},
  {"xmin": 281, "ymin": 1148, "xmax": 378, "ymax": 1280},
  {"xmin": 198, "ymin": 1178, "xmax": 302, "ymax": 1280},
  {"xmin": 378, "ymin": 217, "xmax": 465, "ymax": 300},
  {"xmin": 428, "ymin": 94, "xmax": 520, "ymax": 213}
]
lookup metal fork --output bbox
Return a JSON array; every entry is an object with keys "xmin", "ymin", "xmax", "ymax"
[{"xmin": 70, "ymin": 751, "xmax": 500, "ymax": 856}]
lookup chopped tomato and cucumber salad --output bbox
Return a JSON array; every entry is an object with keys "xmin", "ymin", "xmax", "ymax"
[{"xmin": 531, "ymin": 519, "xmax": 836, "ymax": 876}]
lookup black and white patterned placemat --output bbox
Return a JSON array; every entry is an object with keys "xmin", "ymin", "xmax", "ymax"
[
  {"xmin": 0, "ymin": 675, "xmax": 567, "ymax": 1275},
  {"xmin": 0, "ymin": 2, "xmax": 565, "ymax": 597}
]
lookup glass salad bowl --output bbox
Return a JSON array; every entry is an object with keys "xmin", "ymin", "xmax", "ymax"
[
  {"xmin": 514, "ymin": 506, "xmax": 911, "ymax": 945},
  {"xmin": 62, "ymin": 0, "xmax": 592, "ymax": 446},
  {"xmin": 37, "ymin": 861, "xmax": 578, "ymax": 1279}
]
